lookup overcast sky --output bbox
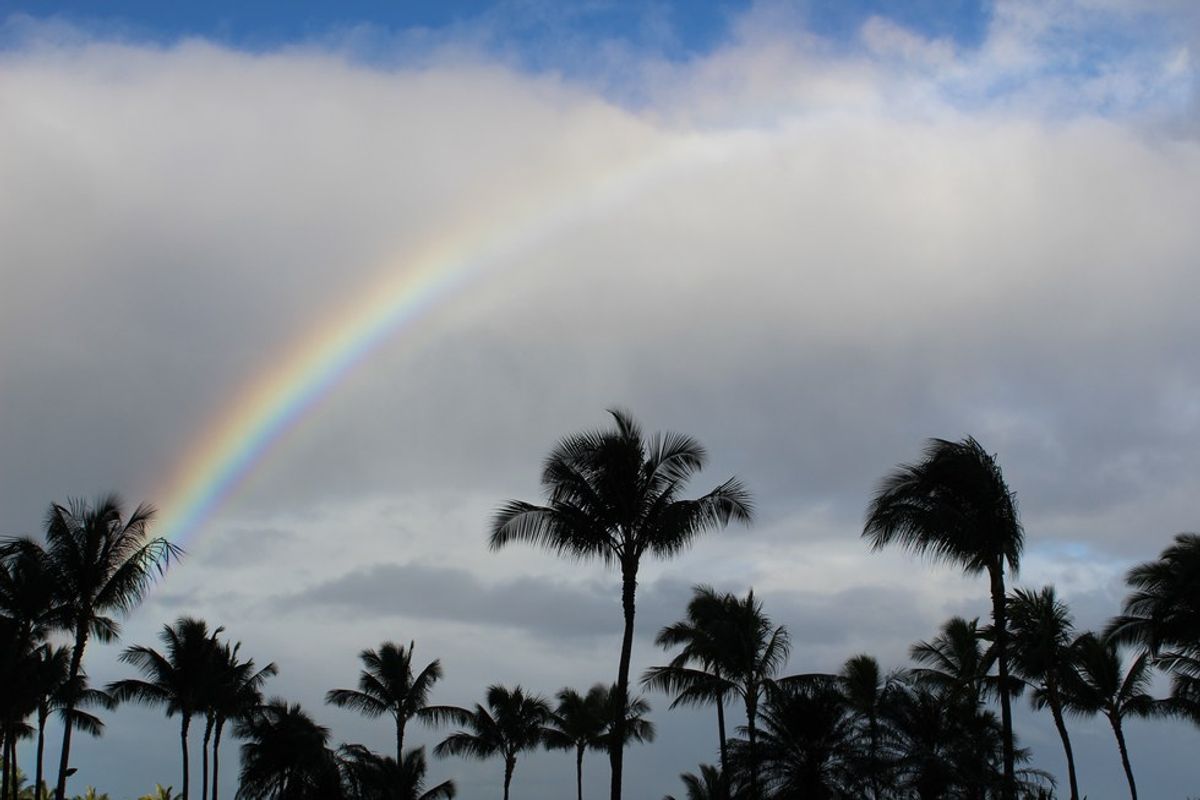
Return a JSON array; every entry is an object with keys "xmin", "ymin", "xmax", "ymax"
[{"xmin": 2, "ymin": 1, "xmax": 1199, "ymax": 798}]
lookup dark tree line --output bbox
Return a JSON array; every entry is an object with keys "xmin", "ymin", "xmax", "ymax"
[{"xmin": 4, "ymin": 414, "xmax": 1200, "ymax": 800}]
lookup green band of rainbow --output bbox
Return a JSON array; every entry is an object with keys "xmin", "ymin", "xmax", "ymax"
[{"xmin": 155, "ymin": 134, "xmax": 717, "ymax": 548}]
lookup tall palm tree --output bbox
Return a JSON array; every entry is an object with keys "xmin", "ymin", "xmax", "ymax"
[
  {"xmin": 326, "ymin": 641, "xmax": 442, "ymax": 762},
  {"xmin": 642, "ymin": 585, "xmax": 735, "ymax": 796},
  {"xmin": 490, "ymin": 409, "xmax": 753, "ymax": 800},
  {"xmin": 1108, "ymin": 533, "xmax": 1200, "ymax": 658},
  {"xmin": 432, "ymin": 685, "xmax": 552, "ymax": 800},
  {"xmin": 1007, "ymin": 586, "xmax": 1081, "ymax": 800},
  {"xmin": 863, "ymin": 436, "xmax": 1023, "ymax": 799},
  {"xmin": 542, "ymin": 685, "xmax": 608, "ymax": 800},
  {"xmin": 1062, "ymin": 633, "xmax": 1158, "ymax": 800},
  {"xmin": 108, "ymin": 618, "xmax": 221, "ymax": 800},
  {"xmin": 44, "ymin": 495, "xmax": 180, "ymax": 800},
  {"xmin": 208, "ymin": 641, "xmax": 276, "ymax": 800},
  {"xmin": 338, "ymin": 744, "xmax": 456, "ymax": 800},
  {"xmin": 234, "ymin": 700, "xmax": 341, "ymax": 800}
]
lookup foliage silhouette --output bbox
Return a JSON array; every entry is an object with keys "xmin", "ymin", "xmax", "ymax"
[
  {"xmin": 490, "ymin": 409, "xmax": 752, "ymax": 800},
  {"xmin": 326, "ymin": 641, "xmax": 442, "ymax": 762},
  {"xmin": 43, "ymin": 496, "xmax": 180, "ymax": 800},
  {"xmin": 108, "ymin": 617, "xmax": 223, "ymax": 800},
  {"xmin": 432, "ymin": 685, "xmax": 552, "ymax": 800},
  {"xmin": 864, "ymin": 437, "xmax": 1023, "ymax": 800}
]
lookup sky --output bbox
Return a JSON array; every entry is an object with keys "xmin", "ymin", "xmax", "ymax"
[{"xmin": 1, "ymin": 0, "xmax": 1198, "ymax": 797}]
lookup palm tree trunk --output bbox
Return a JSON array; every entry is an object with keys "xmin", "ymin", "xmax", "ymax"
[
  {"xmin": 715, "ymin": 692, "xmax": 729, "ymax": 800},
  {"xmin": 55, "ymin": 628, "xmax": 88, "ymax": 800},
  {"xmin": 746, "ymin": 691, "xmax": 759, "ymax": 800},
  {"xmin": 180, "ymin": 713, "xmax": 191, "ymax": 800},
  {"xmin": 2, "ymin": 726, "xmax": 10, "ymax": 800},
  {"xmin": 200, "ymin": 714, "xmax": 213, "ymax": 800},
  {"xmin": 1045, "ymin": 685, "xmax": 1079, "ymax": 800},
  {"xmin": 609, "ymin": 562, "xmax": 638, "ymax": 800},
  {"xmin": 396, "ymin": 716, "xmax": 404, "ymax": 764},
  {"xmin": 1110, "ymin": 714, "xmax": 1137, "ymax": 800},
  {"xmin": 988, "ymin": 564, "xmax": 1016, "ymax": 800},
  {"xmin": 503, "ymin": 756, "xmax": 515, "ymax": 800},
  {"xmin": 212, "ymin": 717, "xmax": 225, "ymax": 800},
  {"xmin": 576, "ymin": 744, "xmax": 584, "ymax": 800},
  {"xmin": 37, "ymin": 706, "xmax": 48, "ymax": 800}
]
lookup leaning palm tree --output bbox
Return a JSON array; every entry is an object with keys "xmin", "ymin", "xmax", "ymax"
[
  {"xmin": 1007, "ymin": 586, "xmax": 1081, "ymax": 800},
  {"xmin": 108, "ymin": 618, "xmax": 222, "ymax": 800},
  {"xmin": 490, "ymin": 409, "xmax": 753, "ymax": 800},
  {"xmin": 432, "ymin": 685, "xmax": 552, "ymax": 800},
  {"xmin": 542, "ymin": 685, "xmax": 608, "ymax": 800},
  {"xmin": 642, "ymin": 585, "xmax": 736, "ymax": 796},
  {"xmin": 44, "ymin": 495, "xmax": 180, "ymax": 800},
  {"xmin": 326, "ymin": 641, "xmax": 442, "ymax": 761},
  {"xmin": 1062, "ymin": 633, "xmax": 1158, "ymax": 800},
  {"xmin": 208, "ymin": 641, "xmax": 276, "ymax": 800},
  {"xmin": 863, "ymin": 437, "xmax": 1023, "ymax": 799},
  {"xmin": 234, "ymin": 700, "xmax": 341, "ymax": 800}
]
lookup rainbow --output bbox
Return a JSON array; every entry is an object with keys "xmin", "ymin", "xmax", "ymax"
[{"xmin": 155, "ymin": 133, "xmax": 723, "ymax": 549}]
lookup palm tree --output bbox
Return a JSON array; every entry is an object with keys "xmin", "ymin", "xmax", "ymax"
[
  {"xmin": 339, "ymin": 744, "xmax": 456, "ymax": 800},
  {"xmin": 208, "ymin": 641, "xmax": 276, "ymax": 800},
  {"xmin": 31, "ymin": 646, "xmax": 110, "ymax": 800},
  {"xmin": 1062, "ymin": 633, "xmax": 1158, "ymax": 800},
  {"xmin": 542, "ymin": 685, "xmax": 608, "ymax": 800},
  {"xmin": 594, "ymin": 684, "xmax": 655, "ymax": 753},
  {"xmin": 909, "ymin": 617, "xmax": 1004, "ymax": 708},
  {"xmin": 837, "ymin": 655, "xmax": 896, "ymax": 800},
  {"xmin": 1007, "ymin": 586, "xmax": 1081, "ymax": 800},
  {"xmin": 432, "ymin": 685, "xmax": 552, "ymax": 800},
  {"xmin": 44, "ymin": 496, "xmax": 180, "ymax": 800},
  {"xmin": 663, "ymin": 764, "xmax": 724, "ymax": 800},
  {"xmin": 642, "ymin": 585, "xmax": 735, "ymax": 796},
  {"xmin": 1108, "ymin": 533, "xmax": 1200, "ymax": 657},
  {"xmin": 234, "ymin": 700, "xmax": 341, "ymax": 800},
  {"xmin": 735, "ymin": 682, "xmax": 856, "ymax": 800},
  {"xmin": 490, "ymin": 409, "xmax": 753, "ymax": 800},
  {"xmin": 863, "ymin": 437, "xmax": 1023, "ymax": 799},
  {"xmin": 108, "ymin": 618, "xmax": 221, "ymax": 800},
  {"xmin": 326, "ymin": 641, "xmax": 442, "ymax": 761}
]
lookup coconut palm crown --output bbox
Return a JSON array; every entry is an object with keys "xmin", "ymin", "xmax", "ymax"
[
  {"xmin": 863, "ymin": 436, "xmax": 1023, "ymax": 800},
  {"xmin": 490, "ymin": 409, "xmax": 753, "ymax": 800}
]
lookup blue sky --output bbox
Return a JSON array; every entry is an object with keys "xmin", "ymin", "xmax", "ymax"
[{"xmin": 5, "ymin": 0, "xmax": 991, "ymax": 58}]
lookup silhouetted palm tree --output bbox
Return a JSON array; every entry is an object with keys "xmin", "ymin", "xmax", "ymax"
[
  {"xmin": 734, "ymin": 682, "xmax": 855, "ymax": 800},
  {"xmin": 108, "ymin": 617, "xmax": 222, "ymax": 800},
  {"xmin": 326, "ymin": 641, "xmax": 442, "ymax": 762},
  {"xmin": 1063, "ymin": 633, "xmax": 1158, "ymax": 800},
  {"xmin": 433, "ymin": 685, "xmax": 552, "ymax": 800},
  {"xmin": 339, "ymin": 744, "xmax": 456, "ymax": 800},
  {"xmin": 44, "ymin": 496, "xmax": 180, "ymax": 800},
  {"xmin": 490, "ymin": 409, "xmax": 753, "ymax": 800},
  {"xmin": 31, "ymin": 646, "xmax": 110, "ymax": 800},
  {"xmin": 663, "ymin": 764, "xmax": 724, "ymax": 800},
  {"xmin": 1008, "ymin": 586, "xmax": 1081, "ymax": 800},
  {"xmin": 209, "ymin": 641, "xmax": 276, "ymax": 800},
  {"xmin": 909, "ymin": 617, "xmax": 1004, "ymax": 708},
  {"xmin": 234, "ymin": 700, "xmax": 341, "ymax": 800},
  {"xmin": 863, "ymin": 437, "xmax": 1023, "ymax": 800},
  {"xmin": 837, "ymin": 654, "xmax": 896, "ymax": 800},
  {"xmin": 642, "ymin": 585, "xmax": 735, "ymax": 797},
  {"xmin": 542, "ymin": 685, "xmax": 608, "ymax": 800}
]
